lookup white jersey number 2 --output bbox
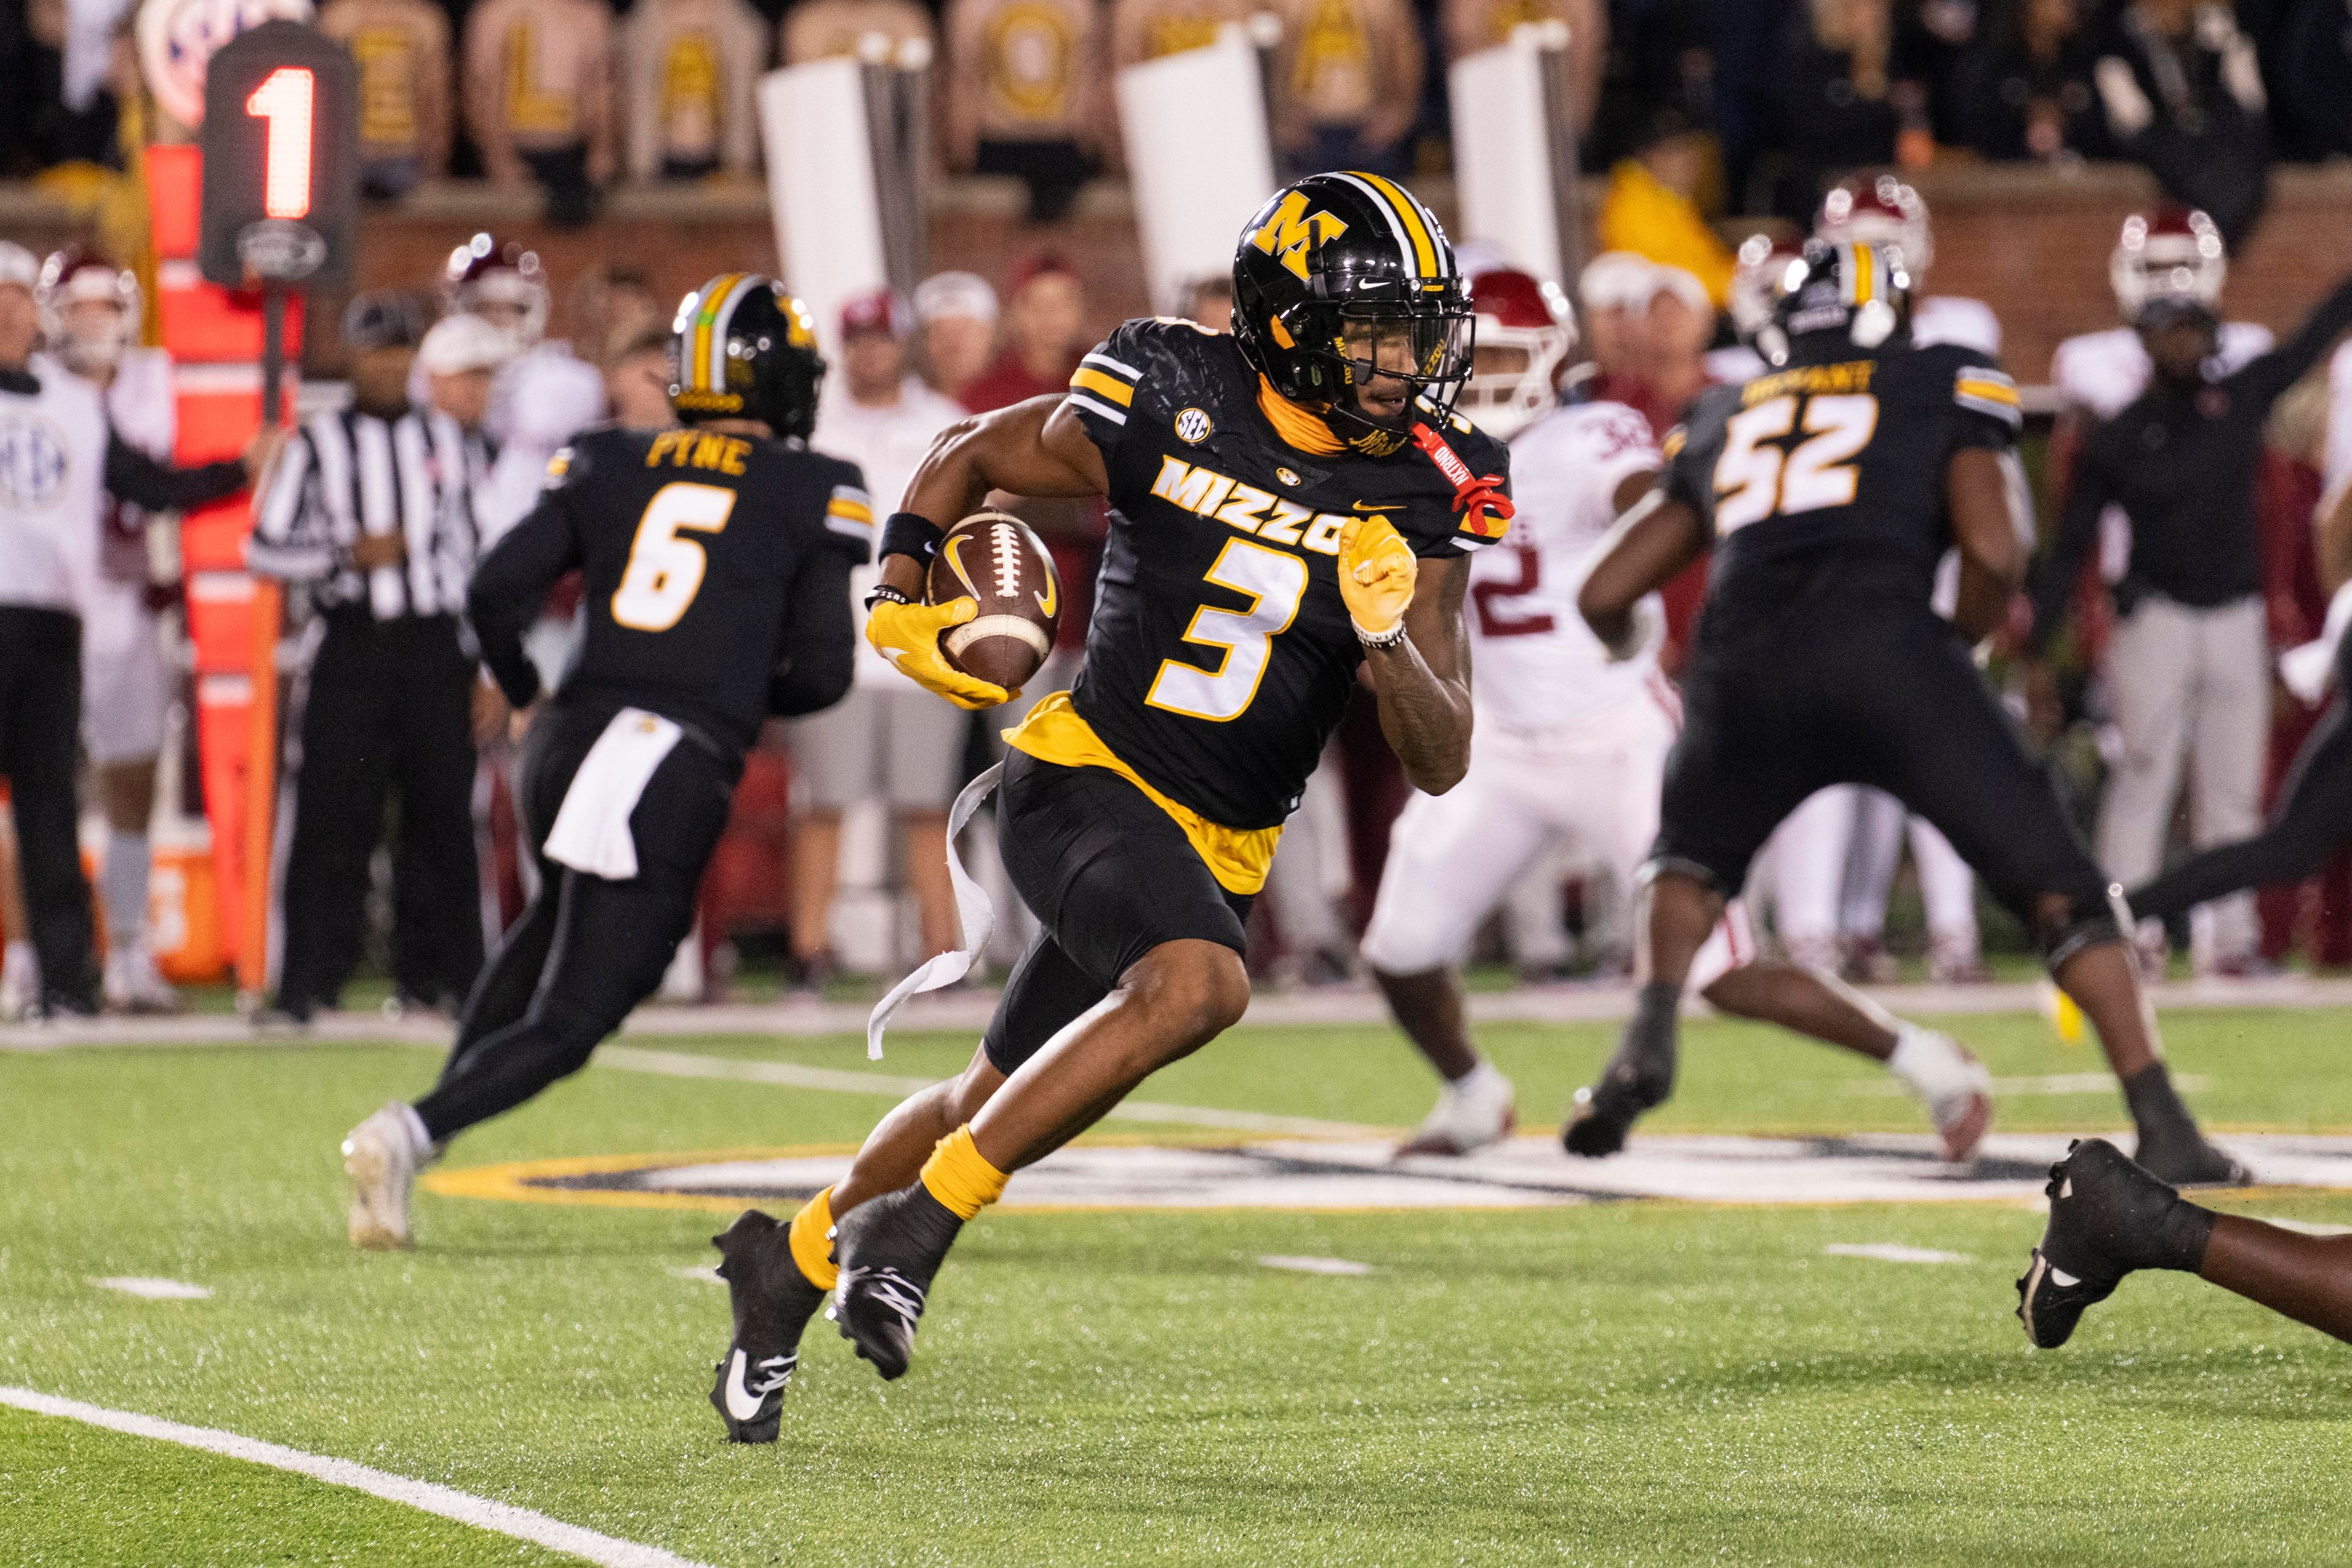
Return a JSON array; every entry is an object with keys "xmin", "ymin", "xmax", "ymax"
[
  {"xmin": 1146, "ymin": 539, "xmax": 1309, "ymax": 722},
  {"xmin": 611, "ymin": 481, "xmax": 736, "ymax": 632},
  {"xmin": 1711, "ymin": 394, "xmax": 1878, "ymax": 533}
]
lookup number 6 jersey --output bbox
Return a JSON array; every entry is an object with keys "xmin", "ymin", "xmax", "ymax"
[
  {"xmin": 1659, "ymin": 338, "xmax": 2021, "ymax": 640},
  {"xmin": 1019, "ymin": 316, "xmax": 1511, "ymax": 840}
]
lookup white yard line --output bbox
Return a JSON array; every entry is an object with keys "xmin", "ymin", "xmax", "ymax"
[
  {"xmin": 1257, "ymin": 1255, "xmax": 1374, "ymax": 1275},
  {"xmin": 88, "ymin": 1276, "xmax": 211, "ymax": 1300},
  {"xmin": 1844, "ymin": 1071, "xmax": 2213, "ymax": 1098},
  {"xmin": 1821, "ymin": 1243, "xmax": 1975, "ymax": 1265},
  {"xmin": 0, "ymin": 1386, "xmax": 714, "ymax": 1568}
]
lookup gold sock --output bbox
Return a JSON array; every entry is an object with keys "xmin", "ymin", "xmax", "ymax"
[
  {"xmin": 786, "ymin": 1186, "xmax": 839, "ymax": 1291},
  {"xmin": 918, "ymin": 1126, "xmax": 1008, "ymax": 1221}
]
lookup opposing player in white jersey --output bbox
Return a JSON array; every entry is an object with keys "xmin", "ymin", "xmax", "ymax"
[
  {"xmin": 40, "ymin": 250, "xmax": 190, "ymax": 1010},
  {"xmin": 1766, "ymin": 177, "xmax": 1994, "ymax": 982},
  {"xmin": 1362, "ymin": 269, "xmax": 1992, "ymax": 1159}
]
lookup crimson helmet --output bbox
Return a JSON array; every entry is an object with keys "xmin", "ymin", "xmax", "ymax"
[
  {"xmin": 1728, "ymin": 233, "xmax": 1804, "ymax": 347},
  {"xmin": 2109, "ymin": 208, "xmax": 2225, "ymax": 327},
  {"xmin": 442, "ymin": 233, "xmax": 549, "ymax": 346},
  {"xmin": 1817, "ymin": 173, "xmax": 1932, "ymax": 277},
  {"xmin": 1460, "ymin": 268, "xmax": 1574, "ymax": 440},
  {"xmin": 38, "ymin": 247, "xmax": 140, "ymax": 371}
]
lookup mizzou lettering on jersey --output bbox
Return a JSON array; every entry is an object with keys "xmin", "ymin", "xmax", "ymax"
[{"xmin": 1012, "ymin": 315, "xmax": 1510, "ymax": 834}]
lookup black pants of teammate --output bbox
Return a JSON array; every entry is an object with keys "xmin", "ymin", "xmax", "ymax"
[
  {"xmin": 410, "ymin": 702, "xmax": 736, "ymax": 1144},
  {"xmin": 1657, "ymin": 569, "xmax": 2110, "ymax": 924},
  {"xmin": 277, "ymin": 612, "xmax": 481, "ymax": 1015},
  {"xmin": 0, "ymin": 607, "xmax": 97, "ymax": 1011},
  {"xmin": 2134, "ymin": 639, "xmax": 2352, "ymax": 923},
  {"xmin": 979, "ymin": 750, "xmax": 1256, "ymax": 1076}
]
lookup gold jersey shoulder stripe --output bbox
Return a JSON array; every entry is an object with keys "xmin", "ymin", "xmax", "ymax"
[{"xmin": 1071, "ymin": 366, "xmax": 1136, "ymax": 407}]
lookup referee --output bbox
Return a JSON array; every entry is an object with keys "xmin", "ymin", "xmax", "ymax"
[{"xmin": 249, "ymin": 294, "xmax": 488, "ymax": 1024}]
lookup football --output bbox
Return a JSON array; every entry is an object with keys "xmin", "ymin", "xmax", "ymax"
[{"xmin": 926, "ymin": 510, "xmax": 1061, "ymax": 690}]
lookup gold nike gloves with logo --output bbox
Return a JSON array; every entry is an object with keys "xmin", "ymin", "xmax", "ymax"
[{"xmin": 862, "ymin": 594, "xmax": 1016, "ymax": 710}]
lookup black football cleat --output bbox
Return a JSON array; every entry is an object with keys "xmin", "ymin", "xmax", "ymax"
[
  {"xmin": 830, "ymin": 1182, "xmax": 965, "ymax": 1381},
  {"xmin": 2016, "ymin": 1138, "xmax": 2216, "ymax": 1349},
  {"xmin": 1562, "ymin": 995, "xmax": 1678, "ymax": 1158},
  {"xmin": 708, "ymin": 1208, "xmax": 827, "ymax": 1442},
  {"xmin": 2131, "ymin": 1129, "xmax": 2252, "ymax": 1190}
]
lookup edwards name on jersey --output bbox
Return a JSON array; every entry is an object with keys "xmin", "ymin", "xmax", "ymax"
[
  {"xmin": 1056, "ymin": 316, "xmax": 1510, "ymax": 829},
  {"xmin": 469, "ymin": 423, "xmax": 873, "ymax": 753},
  {"xmin": 1661, "ymin": 339, "xmax": 2020, "ymax": 620}
]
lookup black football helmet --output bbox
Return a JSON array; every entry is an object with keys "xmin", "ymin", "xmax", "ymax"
[
  {"xmin": 668, "ymin": 274, "xmax": 826, "ymax": 439},
  {"xmin": 1757, "ymin": 236, "xmax": 1913, "ymax": 367},
  {"xmin": 1231, "ymin": 173, "xmax": 1474, "ymax": 450}
]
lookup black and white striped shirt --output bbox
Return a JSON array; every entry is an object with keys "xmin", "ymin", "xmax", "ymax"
[{"xmin": 247, "ymin": 405, "xmax": 486, "ymax": 619}]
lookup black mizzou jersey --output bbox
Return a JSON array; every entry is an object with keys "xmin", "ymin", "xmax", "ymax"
[
  {"xmin": 1054, "ymin": 317, "xmax": 1510, "ymax": 831},
  {"xmin": 1660, "ymin": 340, "xmax": 2022, "ymax": 622},
  {"xmin": 468, "ymin": 423, "xmax": 872, "ymax": 753}
]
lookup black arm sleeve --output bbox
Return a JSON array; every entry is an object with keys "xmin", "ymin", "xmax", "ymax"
[
  {"xmin": 104, "ymin": 437, "xmax": 247, "ymax": 512},
  {"xmin": 2027, "ymin": 445, "xmax": 2109, "ymax": 657},
  {"xmin": 2236, "ymin": 274, "xmax": 2352, "ymax": 407},
  {"xmin": 465, "ymin": 494, "xmax": 580, "ymax": 707},
  {"xmin": 767, "ymin": 545, "xmax": 856, "ymax": 718}
]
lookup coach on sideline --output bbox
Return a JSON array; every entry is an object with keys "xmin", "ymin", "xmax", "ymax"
[{"xmin": 0, "ymin": 243, "xmax": 266, "ymax": 1019}]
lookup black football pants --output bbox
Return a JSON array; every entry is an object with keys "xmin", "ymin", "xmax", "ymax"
[
  {"xmin": 277, "ymin": 612, "xmax": 481, "ymax": 1014},
  {"xmin": 0, "ymin": 607, "xmax": 97, "ymax": 1010},
  {"xmin": 411, "ymin": 702, "xmax": 735, "ymax": 1144}
]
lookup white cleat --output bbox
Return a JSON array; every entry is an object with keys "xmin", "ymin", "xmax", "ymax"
[
  {"xmin": 342, "ymin": 1104, "xmax": 423, "ymax": 1251},
  {"xmin": 1395, "ymin": 1061, "xmax": 1517, "ymax": 1157},
  {"xmin": 1, "ymin": 941, "xmax": 39, "ymax": 1021},
  {"xmin": 104, "ymin": 945, "xmax": 183, "ymax": 1015}
]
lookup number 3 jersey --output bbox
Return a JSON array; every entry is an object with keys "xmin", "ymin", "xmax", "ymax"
[
  {"xmin": 1659, "ymin": 339, "xmax": 2021, "ymax": 641},
  {"xmin": 1023, "ymin": 316, "xmax": 1511, "ymax": 854},
  {"xmin": 1469, "ymin": 398, "xmax": 1664, "ymax": 734},
  {"xmin": 468, "ymin": 423, "xmax": 873, "ymax": 755}
]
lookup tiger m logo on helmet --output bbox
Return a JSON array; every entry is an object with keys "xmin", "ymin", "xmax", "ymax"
[{"xmin": 1250, "ymin": 192, "xmax": 1350, "ymax": 284}]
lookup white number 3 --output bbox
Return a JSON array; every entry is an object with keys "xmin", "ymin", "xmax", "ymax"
[
  {"xmin": 611, "ymin": 482, "xmax": 736, "ymax": 631},
  {"xmin": 1147, "ymin": 538, "xmax": 1309, "ymax": 722},
  {"xmin": 1711, "ymin": 393, "xmax": 1878, "ymax": 534}
]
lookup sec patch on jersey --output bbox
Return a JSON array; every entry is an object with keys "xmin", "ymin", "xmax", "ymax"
[{"xmin": 928, "ymin": 510, "xmax": 1062, "ymax": 689}]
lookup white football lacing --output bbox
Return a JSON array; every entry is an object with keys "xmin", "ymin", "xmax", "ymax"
[
  {"xmin": 850, "ymin": 1266, "xmax": 927, "ymax": 1332},
  {"xmin": 989, "ymin": 521, "xmax": 1022, "ymax": 598}
]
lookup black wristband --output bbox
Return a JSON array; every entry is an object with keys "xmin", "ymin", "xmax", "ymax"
[
  {"xmin": 864, "ymin": 583, "xmax": 916, "ymax": 612},
  {"xmin": 878, "ymin": 511, "xmax": 946, "ymax": 571}
]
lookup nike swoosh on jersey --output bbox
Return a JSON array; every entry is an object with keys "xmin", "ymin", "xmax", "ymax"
[
  {"xmin": 722, "ymin": 1350, "xmax": 767, "ymax": 1420},
  {"xmin": 1349, "ymin": 501, "xmax": 1406, "ymax": 513}
]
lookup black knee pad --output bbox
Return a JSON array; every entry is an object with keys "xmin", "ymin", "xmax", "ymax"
[{"xmin": 2035, "ymin": 884, "xmax": 2128, "ymax": 972}]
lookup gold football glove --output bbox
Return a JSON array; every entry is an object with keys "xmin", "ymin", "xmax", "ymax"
[
  {"xmin": 1337, "ymin": 515, "xmax": 1418, "ymax": 640},
  {"xmin": 865, "ymin": 597, "xmax": 1016, "ymax": 711}
]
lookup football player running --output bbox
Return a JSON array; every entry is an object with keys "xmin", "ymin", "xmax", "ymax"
[
  {"xmin": 1568, "ymin": 238, "xmax": 2243, "ymax": 1188},
  {"xmin": 338, "ymin": 276, "xmax": 864, "ymax": 1250},
  {"xmin": 704, "ymin": 173, "xmax": 1508, "ymax": 1438},
  {"xmin": 1366, "ymin": 268, "xmax": 1991, "ymax": 1161}
]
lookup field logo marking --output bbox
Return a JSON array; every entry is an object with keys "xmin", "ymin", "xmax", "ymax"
[{"xmin": 0, "ymin": 1386, "xmax": 717, "ymax": 1568}]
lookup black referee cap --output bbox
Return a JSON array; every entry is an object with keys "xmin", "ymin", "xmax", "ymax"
[{"xmin": 342, "ymin": 292, "xmax": 429, "ymax": 353}]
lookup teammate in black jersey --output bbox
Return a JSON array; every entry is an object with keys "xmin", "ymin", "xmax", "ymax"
[
  {"xmin": 703, "ymin": 173, "xmax": 1510, "ymax": 1435},
  {"xmin": 1571, "ymin": 238, "xmax": 2242, "ymax": 1188},
  {"xmin": 339, "ymin": 275, "xmax": 863, "ymax": 1256}
]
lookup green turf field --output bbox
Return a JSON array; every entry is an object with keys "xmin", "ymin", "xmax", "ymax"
[{"xmin": 4, "ymin": 1007, "xmax": 2351, "ymax": 1566}]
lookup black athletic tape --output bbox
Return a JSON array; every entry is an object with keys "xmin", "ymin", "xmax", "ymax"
[{"xmin": 879, "ymin": 512, "xmax": 946, "ymax": 570}]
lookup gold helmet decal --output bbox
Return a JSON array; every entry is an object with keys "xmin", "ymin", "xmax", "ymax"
[{"xmin": 1250, "ymin": 192, "xmax": 1349, "ymax": 284}]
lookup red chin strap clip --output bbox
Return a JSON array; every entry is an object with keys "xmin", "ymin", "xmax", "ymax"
[{"xmin": 1409, "ymin": 421, "xmax": 1515, "ymax": 526}]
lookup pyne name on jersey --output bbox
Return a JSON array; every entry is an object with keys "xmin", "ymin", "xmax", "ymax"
[
  {"xmin": 643, "ymin": 430, "xmax": 753, "ymax": 475},
  {"xmin": 1741, "ymin": 361, "xmax": 1877, "ymax": 406},
  {"xmin": 1149, "ymin": 455, "xmax": 1349, "ymax": 556}
]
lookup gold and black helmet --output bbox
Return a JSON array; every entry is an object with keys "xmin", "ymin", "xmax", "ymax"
[
  {"xmin": 668, "ymin": 274, "xmax": 826, "ymax": 439},
  {"xmin": 1231, "ymin": 173, "xmax": 1474, "ymax": 440}
]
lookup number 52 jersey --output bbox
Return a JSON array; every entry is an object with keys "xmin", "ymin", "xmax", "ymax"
[
  {"xmin": 1047, "ymin": 317, "xmax": 1512, "ymax": 831},
  {"xmin": 1659, "ymin": 340, "xmax": 2021, "ymax": 632}
]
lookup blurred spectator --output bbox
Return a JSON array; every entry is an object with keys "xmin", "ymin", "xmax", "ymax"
[
  {"xmin": 622, "ymin": 0, "xmax": 764, "ymax": 182},
  {"xmin": 945, "ymin": 0, "xmax": 1107, "ymax": 222},
  {"xmin": 1112, "ymin": 0, "xmax": 1248, "ymax": 66},
  {"xmin": 604, "ymin": 320, "xmax": 678, "ymax": 429},
  {"xmin": 1765, "ymin": 0, "xmax": 1904, "ymax": 221},
  {"xmin": 568, "ymin": 264, "xmax": 664, "ymax": 372},
  {"xmin": 247, "ymin": 294, "xmax": 488, "ymax": 1023},
  {"xmin": 913, "ymin": 270, "xmax": 999, "ymax": 399},
  {"xmin": 781, "ymin": 0, "xmax": 935, "ymax": 62},
  {"xmin": 1949, "ymin": 0, "xmax": 2107, "ymax": 161},
  {"xmin": 1181, "ymin": 273, "xmax": 1234, "ymax": 332},
  {"xmin": 464, "ymin": 0, "xmax": 617, "ymax": 226},
  {"xmin": 788, "ymin": 290, "xmax": 969, "ymax": 985},
  {"xmin": 448, "ymin": 236, "xmax": 609, "ymax": 546},
  {"xmin": 1637, "ymin": 263, "xmax": 1715, "ymax": 415},
  {"xmin": 1595, "ymin": 110, "xmax": 1735, "ymax": 307},
  {"xmin": 1590, "ymin": 0, "xmax": 1716, "ymax": 173},
  {"xmin": 1440, "ymin": 0, "xmax": 1604, "ymax": 136},
  {"xmin": 419, "ymin": 313, "xmax": 510, "ymax": 434},
  {"xmin": 2092, "ymin": 0, "xmax": 2270, "ymax": 245},
  {"xmin": 2265, "ymin": 0, "xmax": 2352, "ymax": 160},
  {"xmin": 1270, "ymin": 0, "xmax": 1424, "ymax": 178},
  {"xmin": 318, "ymin": 0, "xmax": 454, "ymax": 198},
  {"xmin": 1576, "ymin": 251, "xmax": 1657, "ymax": 394}
]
